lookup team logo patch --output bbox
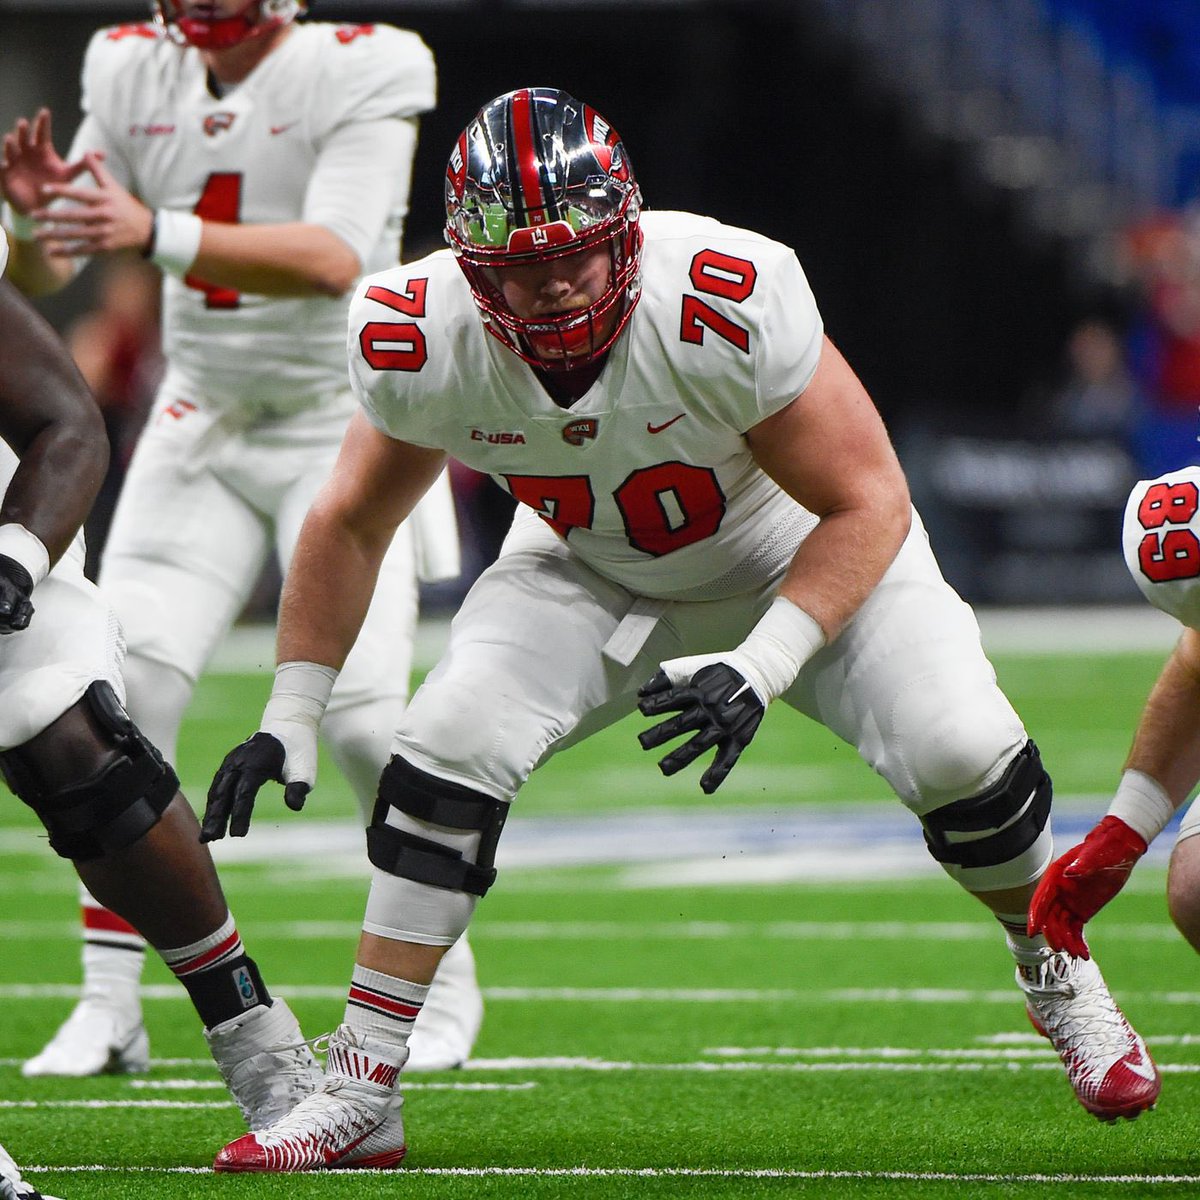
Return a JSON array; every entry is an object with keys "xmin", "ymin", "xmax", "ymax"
[
  {"xmin": 233, "ymin": 966, "xmax": 259, "ymax": 1010},
  {"xmin": 203, "ymin": 112, "xmax": 237, "ymax": 137},
  {"xmin": 563, "ymin": 418, "xmax": 599, "ymax": 447}
]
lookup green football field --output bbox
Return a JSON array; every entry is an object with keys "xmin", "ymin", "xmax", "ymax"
[{"xmin": 2, "ymin": 618, "xmax": 1198, "ymax": 1198}]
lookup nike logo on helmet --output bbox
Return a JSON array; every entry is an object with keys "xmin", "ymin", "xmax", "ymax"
[{"xmin": 647, "ymin": 413, "xmax": 685, "ymax": 434}]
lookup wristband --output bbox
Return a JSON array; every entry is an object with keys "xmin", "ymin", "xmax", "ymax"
[
  {"xmin": 734, "ymin": 596, "xmax": 826, "ymax": 703},
  {"xmin": 149, "ymin": 209, "xmax": 202, "ymax": 277},
  {"xmin": 1107, "ymin": 769, "xmax": 1175, "ymax": 845},
  {"xmin": 262, "ymin": 660, "xmax": 338, "ymax": 734},
  {"xmin": 0, "ymin": 523, "xmax": 50, "ymax": 587},
  {"xmin": 2, "ymin": 202, "xmax": 38, "ymax": 241}
]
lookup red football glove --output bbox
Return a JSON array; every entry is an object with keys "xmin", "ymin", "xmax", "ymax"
[{"xmin": 1028, "ymin": 816, "xmax": 1149, "ymax": 959}]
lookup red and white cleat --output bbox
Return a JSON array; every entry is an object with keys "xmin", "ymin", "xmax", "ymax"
[
  {"xmin": 1019, "ymin": 949, "xmax": 1160, "ymax": 1121},
  {"xmin": 214, "ymin": 1025, "xmax": 408, "ymax": 1172}
]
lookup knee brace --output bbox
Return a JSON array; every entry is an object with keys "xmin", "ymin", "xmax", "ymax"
[
  {"xmin": 920, "ymin": 740, "xmax": 1052, "ymax": 886},
  {"xmin": 0, "ymin": 682, "xmax": 179, "ymax": 861},
  {"xmin": 366, "ymin": 755, "xmax": 509, "ymax": 898}
]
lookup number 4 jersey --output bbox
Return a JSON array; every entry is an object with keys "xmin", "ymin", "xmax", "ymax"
[
  {"xmin": 69, "ymin": 20, "xmax": 435, "ymax": 410},
  {"xmin": 349, "ymin": 210, "xmax": 826, "ymax": 600},
  {"xmin": 1123, "ymin": 467, "xmax": 1200, "ymax": 628}
]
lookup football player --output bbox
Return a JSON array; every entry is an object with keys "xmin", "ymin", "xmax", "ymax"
[
  {"xmin": 1, "ymin": 1140, "xmax": 61, "ymax": 1200},
  {"xmin": 201, "ymin": 88, "xmax": 1159, "ymax": 1171},
  {"xmin": 0, "ymin": 226, "xmax": 318, "ymax": 1139},
  {"xmin": 0, "ymin": 0, "xmax": 481, "ymax": 1077},
  {"xmin": 1031, "ymin": 467, "xmax": 1200, "ymax": 959}
]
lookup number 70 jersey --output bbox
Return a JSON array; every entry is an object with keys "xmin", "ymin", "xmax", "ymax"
[{"xmin": 349, "ymin": 210, "xmax": 827, "ymax": 601}]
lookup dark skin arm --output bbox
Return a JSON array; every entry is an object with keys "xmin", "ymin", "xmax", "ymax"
[{"xmin": 0, "ymin": 278, "xmax": 107, "ymax": 564}]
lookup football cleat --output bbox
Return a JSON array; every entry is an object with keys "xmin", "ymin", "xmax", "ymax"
[
  {"xmin": 22, "ymin": 996, "xmax": 148, "ymax": 1077},
  {"xmin": 0, "ymin": 1140, "xmax": 63, "ymax": 1200},
  {"xmin": 205, "ymin": 998, "xmax": 323, "ymax": 1130},
  {"xmin": 1018, "ymin": 948, "xmax": 1161, "ymax": 1121},
  {"xmin": 406, "ymin": 936, "xmax": 483, "ymax": 1072},
  {"xmin": 214, "ymin": 1024, "xmax": 407, "ymax": 1172}
]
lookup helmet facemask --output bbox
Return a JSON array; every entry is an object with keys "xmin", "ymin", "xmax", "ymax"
[
  {"xmin": 444, "ymin": 88, "xmax": 644, "ymax": 371},
  {"xmin": 151, "ymin": 0, "xmax": 305, "ymax": 50}
]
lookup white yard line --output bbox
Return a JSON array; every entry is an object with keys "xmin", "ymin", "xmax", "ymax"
[{"xmin": 20, "ymin": 1164, "xmax": 1200, "ymax": 1183}]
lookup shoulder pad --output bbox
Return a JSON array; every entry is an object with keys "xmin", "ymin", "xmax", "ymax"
[
  {"xmin": 1123, "ymin": 466, "xmax": 1200, "ymax": 627},
  {"xmin": 310, "ymin": 22, "xmax": 435, "ymax": 120}
]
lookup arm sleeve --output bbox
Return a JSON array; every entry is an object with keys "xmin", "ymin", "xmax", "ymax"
[{"xmin": 303, "ymin": 117, "xmax": 418, "ymax": 268}]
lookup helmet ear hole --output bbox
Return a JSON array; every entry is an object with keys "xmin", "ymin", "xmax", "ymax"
[{"xmin": 445, "ymin": 87, "xmax": 644, "ymax": 369}]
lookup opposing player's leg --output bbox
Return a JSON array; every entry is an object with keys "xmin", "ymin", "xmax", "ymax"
[
  {"xmin": 783, "ymin": 514, "xmax": 1159, "ymax": 1121},
  {"xmin": 275, "ymin": 441, "xmax": 483, "ymax": 1072},
  {"xmin": 215, "ymin": 524, "xmax": 636, "ymax": 1170}
]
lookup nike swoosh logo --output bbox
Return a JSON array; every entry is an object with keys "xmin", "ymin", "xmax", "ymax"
[
  {"xmin": 647, "ymin": 413, "xmax": 685, "ymax": 434},
  {"xmin": 1123, "ymin": 1053, "xmax": 1159, "ymax": 1082},
  {"xmin": 270, "ymin": 122, "xmax": 298, "ymax": 136}
]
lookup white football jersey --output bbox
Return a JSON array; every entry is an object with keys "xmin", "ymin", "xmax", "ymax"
[
  {"xmin": 1123, "ymin": 466, "xmax": 1200, "ymax": 628},
  {"xmin": 349, "ymin": 210, "xmax": 825, "ymax": 600},
  {"xmin": 69, "ymin": 20, "xmax": 435, "ymax": 410}
]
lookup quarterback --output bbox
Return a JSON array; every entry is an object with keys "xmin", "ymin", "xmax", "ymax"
[
  {"xmin": 0, "ymin": 228, "xmax": 321, "ymax": 1157},
  {"xmin": 0, "ymin": 0, "xmax": 480, "ymax": 1077},
  {"xmin": 203, "ymin": 87, "xmax": 1159, "ymax": 1170},
  {"xmin": 1032, "ymin": 465, "xmax": 1200, "ymax": 960}
]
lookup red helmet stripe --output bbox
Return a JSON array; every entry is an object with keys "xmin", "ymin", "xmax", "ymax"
[{"xmin": 510, "ymin": 89, "xmax": 549, "ymax": 227}]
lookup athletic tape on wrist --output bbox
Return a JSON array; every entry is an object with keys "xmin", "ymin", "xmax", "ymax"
[
  {"xmin": 0, "ymin": 523, "xmax": 50, "ymax": 587},
  {"xmin": 262, "ymin": 660, "xmax": 339, "ymax": 731},
  {"xmin": 149, "ymin": 209, "xmax": 202, "ymax": 277},
  {"xmin": 2, "ymin": 202, "xmax": 38, "ymax": 241},
  {"xmin": 735, "ymin": 596, "xmax": 826, "ymax": 703},
  {"xmin": 1107, "ymin": 769, "xmax": 1175, "ymax": 844}
]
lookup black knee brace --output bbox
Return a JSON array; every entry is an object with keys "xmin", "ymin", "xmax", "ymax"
[
  {"xmin": 921, "ymin": 740, "xmax": 1052, "ymax": 870},
  {"xmin": 366, "ymin": 755, "xmax": 508, "ymax": 897},
  {"xmin": 0, "ymin": 681, "xmax": 179, "ymax": 861}
]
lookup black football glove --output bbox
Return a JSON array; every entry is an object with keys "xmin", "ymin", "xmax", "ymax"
[
  {"xmin": 202, "ymin": 731, "xmax": 310, "ymax": 842},
  {"xmin": 0, "ymin": 554, "xmax": 35, "ymax": 634},
  {"xmin": 637, "ymin": 662, "xmax": 765, "ymax": 794}
]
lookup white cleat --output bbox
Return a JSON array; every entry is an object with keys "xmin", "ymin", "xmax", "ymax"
[
  {"xmin": 0, "ymin": 1140, "xmax": 63, "ymax": 1200},
  {"xmin": 214, "ymin": 1025, "xmax": 407, "ymax": 1172},
  {"xmin": 22, "ymin": 996, "xmax": 148, "ymax": 1077},
  {"xmin": 1018, "ymin": 948, "xmax": 1161, "ymax": 1122},
  {"xmin": 406, "ymin": 934, "xmax": 483, "ymax": 1072},
  {"xmin": 205, "ymin": 998, "xmax": 323, "ymax": 1130}
]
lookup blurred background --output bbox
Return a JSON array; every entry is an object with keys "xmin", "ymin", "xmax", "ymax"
[{"xmin": 3, "ymin": 0, "xmax": 1200, "ymax": 608}]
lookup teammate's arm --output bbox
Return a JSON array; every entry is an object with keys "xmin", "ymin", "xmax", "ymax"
[
  {"xmin": 0, "ymin": 278, "xmax": 107, "ymax": 632},
  {"xmin": 746, "ymin": 334, "xmax": 911, "ymax": 639},
  {"xmin": 639, "ymin": 335, "xmax": 910, "ymax": 792},
  {"xmin": 1124, "ymin": 627, "xmax": 1200, "ymax": 803},
  {"xmin": 0, "ymin": 278, "xmax": 108, "ymax": 564},
  {"xmin": 277, "ymin": 410, "xmax": 447, "ymax": 670},
  {"xmin": 203, "ymin": 412, "xmax": 446, "ymax": 838},
  {"xmin": 1030, "ymin": 625, "xmax": 1200, "ymax": 954}
]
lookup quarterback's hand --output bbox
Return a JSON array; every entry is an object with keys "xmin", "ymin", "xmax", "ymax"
[
  {"xmin": 201, "ymin": 725, "xmax": 315, "ymax": 842},
  {"xmin": 0, "ymin": 554, "xmax": 34, "ymax": 634},
  {"xmin": 1028, "ymin": 816, "xmax": 1149, "ymax": 959},
  {"xmin": 34, "ymin": 151, "xmax": 153, "ymax": 258},
  {"xmin": 637, "ymin": 657, "xmax": 765, "ymax": 794},
  {"xmin": 0, "ymin": 107, "xmax": 84, "ymax": 216}
]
